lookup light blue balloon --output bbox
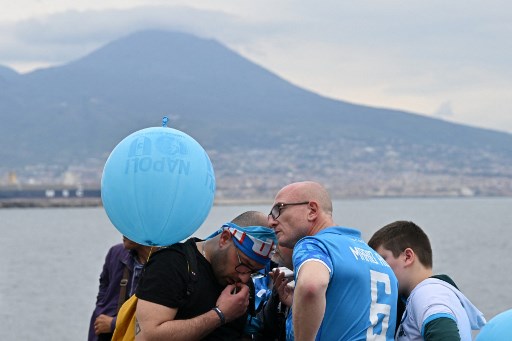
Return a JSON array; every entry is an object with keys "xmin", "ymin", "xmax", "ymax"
[
  {"xmin": 101, "ymin": 126, "xmax": 216, "ymax": 246},
  {"xmin": 476, "ymin": 308, "xmax": 512, "ymax": 341}
]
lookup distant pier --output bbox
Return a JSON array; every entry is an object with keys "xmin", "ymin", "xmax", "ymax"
[{"xmin": 0, "ymin": 184, "xmax": 102, "ymax": 208}]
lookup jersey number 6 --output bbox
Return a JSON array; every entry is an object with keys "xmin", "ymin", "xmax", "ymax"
[{"xmin": 366, "ymin": 270, "xmax": 392, "ymax": 340}]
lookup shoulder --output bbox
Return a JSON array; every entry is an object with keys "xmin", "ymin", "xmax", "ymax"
[
  {"xmin": 109, "ymin": 243, "xmax": 125, "ymax": 252},
  {"xmin": 295, "ymin": 226, "xmax": 368, "ymax": 261},
  {"xmin": 294, "ymin": 237, "xmax": 332, "ymax": 277},
  {"xmin": 106, "ymin": 243, "xmax": 128, "ymax": 258},
  {"xmin": 408, "ymin": 279, "xmax": 459, "ymax": 321},
  {"xmin": 298, "ymin": 226, "xmax": 364, "ymax": 250},
  {"xmin": 413, "ymin": 278, "xmax": 458, "ymax": 298},
  {"xmin": 148, "ymin": 239, "xmax": 200, "ymax": 267},
  {"xmin": 430, "ymin": 274, "xmax": 458, "ymax": 289},
  {"xmin": 137, "ymin": 243, "xmax": 191, "ymax": 292},
  {"xmin": 312, "ymin": 226, "xmax": 363, "ymax": 242},
  {"xmin": 295, "ymin": 236, "xmax": 329, "ymax": 258},
  {"xmin": 150, "ymin": 243, "xmax": 188, "ymax": 263}
]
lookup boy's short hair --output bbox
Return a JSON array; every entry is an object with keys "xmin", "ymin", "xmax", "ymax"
[{"xmin": 368, "ymin": 221, "xmax": 433, "ymax": 268}]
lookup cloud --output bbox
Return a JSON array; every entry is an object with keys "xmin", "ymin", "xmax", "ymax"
[
  {"xmin": 2, "ymin": 2, "xmax": 511, "ymax": 75},
  {"xmin": 434, "ymin": 101, "xmax": 455, "ymax": 118},
  {"xmin": 0, "ymin": 6, "xmax": 243, "ymax": 66}
]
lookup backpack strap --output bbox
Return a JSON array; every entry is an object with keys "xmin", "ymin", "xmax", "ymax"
[
  {"xmin": 182, "ymin": 240, "xmax": 199, "ymax": 296},
  {"xmin": 117, "ymin": 265, "xmax": 130, "ymax": 313}
]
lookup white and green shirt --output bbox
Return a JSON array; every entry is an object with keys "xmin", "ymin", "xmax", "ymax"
[{"xmin": 396, "ymin": 276, "xmax": 486, "ymax": 341}]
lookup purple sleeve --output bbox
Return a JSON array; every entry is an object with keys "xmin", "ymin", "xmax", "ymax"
[
  {"xmin": 96, "ymin": 247, "xmax": 115, "ymax": 304},
  {"xmin": 111, "ymin": 316, "xmax": 117, "ymax": 331}
]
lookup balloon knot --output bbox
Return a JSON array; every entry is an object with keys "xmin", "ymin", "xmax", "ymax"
[{"xmin": 162, "ymin": 116, "xmax": 169, "ymax": 127}]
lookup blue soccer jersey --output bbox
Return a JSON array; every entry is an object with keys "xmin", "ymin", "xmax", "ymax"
[{"xmin": 293, "ymin": 226, "xmax": 398, "ymax": 341}]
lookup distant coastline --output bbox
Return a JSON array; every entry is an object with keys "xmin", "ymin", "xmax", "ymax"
[
  {"xmin": 0, "ymin": 184, "xmax": 101, "ymax": 208},
  {"xmin": 213, "ymin": 198, "xmax": 273, "ymax": 206},
  {"xmin": 2, "ymin": 182, "xmax": 511, "ymax": 209},
  {"xmin": 0, "ymin": 197, "xmax": 103, "ymax": 208},
  {"xmin": 2, "ymin": 193, "xmax": 511, "ymax": 209},
  {"xmin": 0, "ymin": 184, "xmax": 272, "ymax": 208},
  {"xmin": 0, "ymin": 197, "xmax": 273, "ymax": 209}
]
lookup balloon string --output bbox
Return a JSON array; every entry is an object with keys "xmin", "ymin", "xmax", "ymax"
[
  {"xmin": 162, "ymin": 116, "xmax": 169, "ymax": 127},
  {"xmin": 147, "ymin": 246, "xmax": 155, "ymax": 262}
]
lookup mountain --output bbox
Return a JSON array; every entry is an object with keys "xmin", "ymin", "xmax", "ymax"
[
  {"xmin": 0, "ymin": 65, "xmax": 20, "ymax": 81},
  {"xmin": 1, "ymin": 29, "xmax": 512, "ymax": 199}
]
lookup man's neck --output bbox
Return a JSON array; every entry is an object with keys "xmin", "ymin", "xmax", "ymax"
[
  {"xmin": 407, "ymin": 266, "xmax": 433, "ymax": 296},
  {"xmin": 197, "ymin": 240, "xmax": 210, "ymax": 262},
  {"xmin": 307, "ymin": 216, "xmax": 334, "ymax": 236}
]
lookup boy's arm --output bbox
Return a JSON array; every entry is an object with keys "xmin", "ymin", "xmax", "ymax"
[{"xmin": 423, "ymin": 317, "xmax": 461, "ymax": 341}]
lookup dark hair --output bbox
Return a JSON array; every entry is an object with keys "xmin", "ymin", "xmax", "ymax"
[{"xmin": 368, "ymin": 221, "xmax": 433, "ymax": 268}]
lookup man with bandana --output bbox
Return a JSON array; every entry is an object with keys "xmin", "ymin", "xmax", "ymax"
[{"xmin": 134, "ymin": 211, "xmax": 277, "ymax": 341}]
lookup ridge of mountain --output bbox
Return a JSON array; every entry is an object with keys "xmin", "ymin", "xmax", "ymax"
[
  {"xmin": 0, "ymin": 65, "xmax": 20, "ymax": 80},
  {"xmin": 1, "ymin": 29, "xmax": 511, "ymax": 199}
]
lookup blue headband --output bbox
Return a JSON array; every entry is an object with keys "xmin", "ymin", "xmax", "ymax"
[{"xmin": 207, "ymin": 222, "xmax": 277, "ymax": 265}]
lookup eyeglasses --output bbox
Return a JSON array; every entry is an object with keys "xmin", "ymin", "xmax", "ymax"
[
  {"xmin": 269, "ymin": 201, "xmax": 309, "ymax": 220},
  {"xmin": 234, "ymin": 247, "xmax": 257, "ymax": 275}
]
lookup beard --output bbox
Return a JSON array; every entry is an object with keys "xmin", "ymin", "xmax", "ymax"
[{"xmin": 209, "ymin": 246, "xmax": 234, "ymax": 286}]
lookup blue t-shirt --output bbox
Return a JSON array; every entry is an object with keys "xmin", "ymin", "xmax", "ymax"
[
  {"xmin": 286, "ymin": 307, "xmax": 294, "ymax": 341},
  {"xmin": 293, "ymin": 226, "xmax": 398, "ymax": 341}
]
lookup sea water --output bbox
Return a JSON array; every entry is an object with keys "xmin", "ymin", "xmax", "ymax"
[{"xmin": 1, "ymin": 197, "xmax": 510, "ymax": 340}]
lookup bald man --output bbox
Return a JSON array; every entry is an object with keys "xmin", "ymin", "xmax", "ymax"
[{"xmin": 268, "ymin": 181, "xmax": 398, "ymax": 341}]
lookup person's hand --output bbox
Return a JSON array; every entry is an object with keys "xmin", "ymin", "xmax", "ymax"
[
  {"xmin": 215, "ymin": 283, "xmax": 250, "ymax": 322},
  {"xmin": 272, "ymin": 268, "xmax": 294, "ymax": 307},
  {"xmin": 94, "ymin": 314, "xmax": 114, "ymax": 335}
]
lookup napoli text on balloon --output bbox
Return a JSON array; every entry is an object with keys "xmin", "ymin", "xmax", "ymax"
[{"xmin": 124, "ymin": 157, "xmax": 190, "ymax": 175}]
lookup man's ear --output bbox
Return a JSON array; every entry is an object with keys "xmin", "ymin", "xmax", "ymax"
[
  {"xmin": 307, "ymin": 201, "xmax": 319, "ymax": 221},
  {"xmin": 403, "ymin": 247, "xmax": 415, "ymax": 266},
  {"xmin": 218, "ymin": 229, "xmax": 232, "ymax": 249}
]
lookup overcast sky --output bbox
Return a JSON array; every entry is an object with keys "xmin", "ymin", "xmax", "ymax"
[{"xmin": 1, "ymin": 0, "xmax": 511, "ymax": 133}]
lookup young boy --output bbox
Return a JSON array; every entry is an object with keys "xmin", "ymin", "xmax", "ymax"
[{"xmin": 368, "ymin": 221, "xmax": 486, "ymax": 341}]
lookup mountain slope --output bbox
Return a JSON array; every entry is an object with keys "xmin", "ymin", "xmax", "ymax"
[{"xmin": 1, "ymin": 29, "xmax": 511, "ymax": 198}]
